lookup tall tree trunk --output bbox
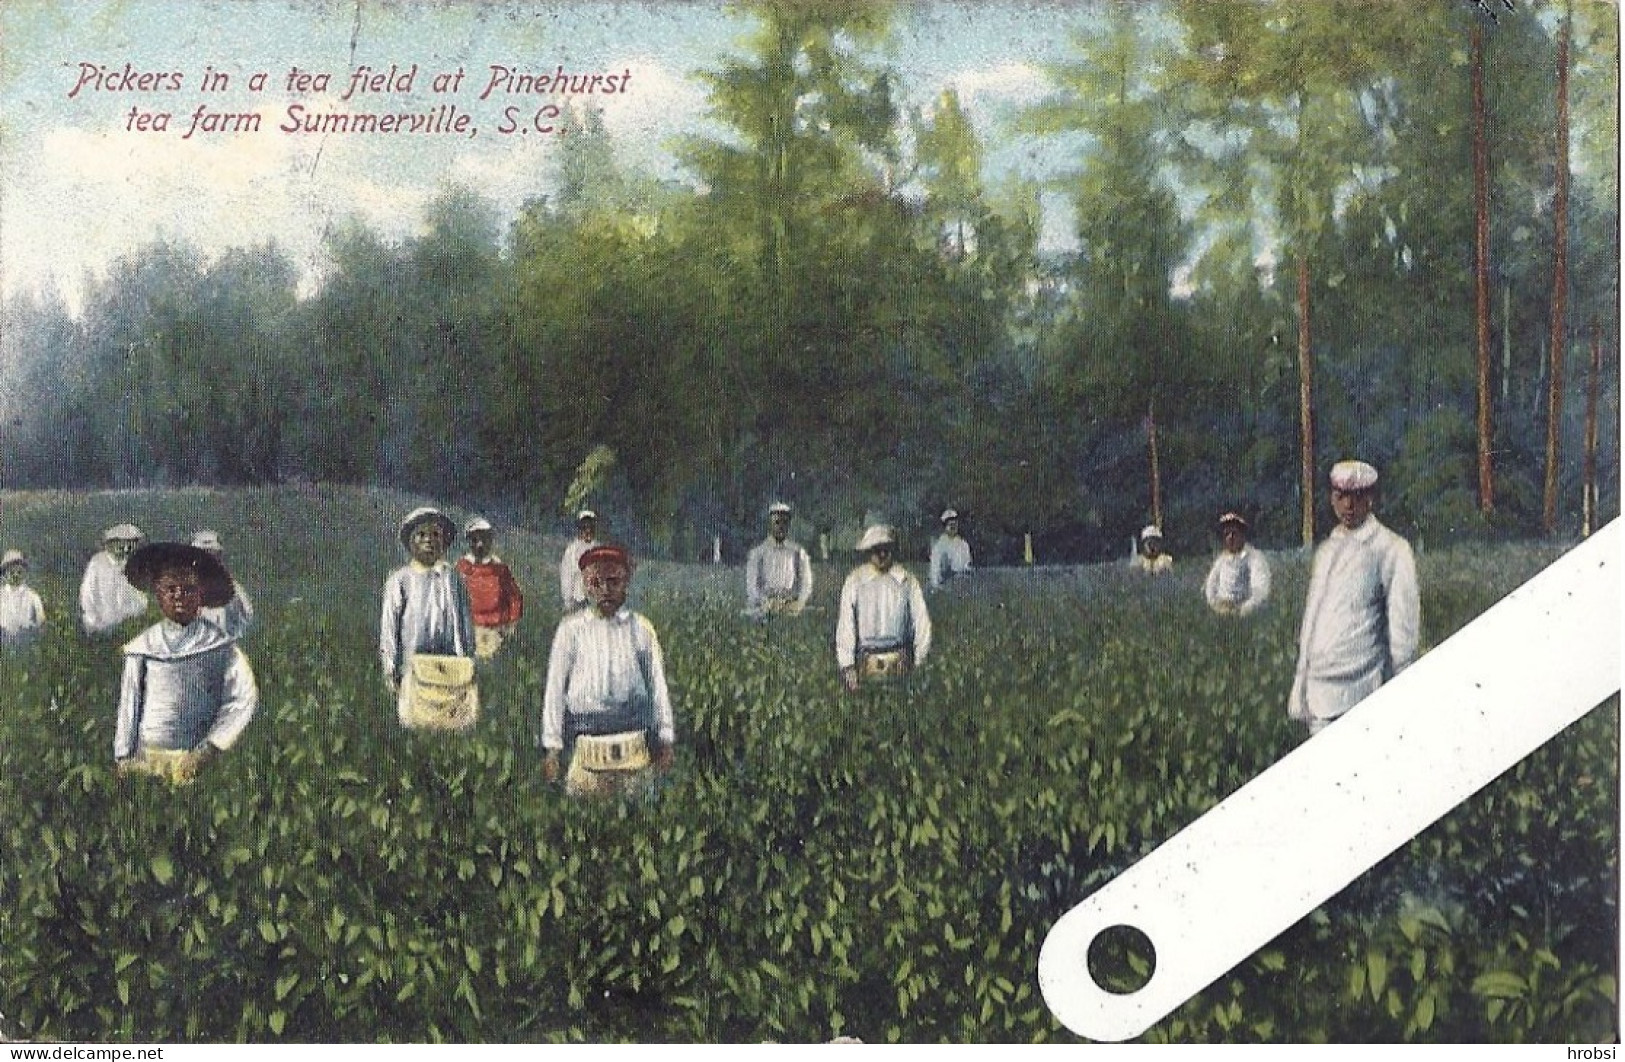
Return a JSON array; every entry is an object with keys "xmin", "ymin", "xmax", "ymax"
[
  {"xmin": 1502, "ymin": 282, "xmax": 1512, "ymax": 405},
  {"xmin": 1297, "ymin": 254, "xmax": 1315, "ymax": 547},
  {"xmin": 1542, "ymin": 1, "xmax": 1572, "ymax": 536},
  {"xmin": 1583, "ymin": 320, "xmax": 1601, "ymax": 537},
  {"xmin": 1147, "ymin": 401, "xmax": 1163, "ymax": 530},
  {"xmin": 1473, "ymin": 22, "xmax": 1495, "ymax": 512}
]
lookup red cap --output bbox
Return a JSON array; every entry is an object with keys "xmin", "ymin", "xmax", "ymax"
[{"xmin": 578, "ymin": 544, "xmax": 632, "ymax": 571}]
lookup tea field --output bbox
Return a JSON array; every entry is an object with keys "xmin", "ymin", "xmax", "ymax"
[{"xmin": 0, "ymin": 486, "xmax": 1616, "ymax": 1043}]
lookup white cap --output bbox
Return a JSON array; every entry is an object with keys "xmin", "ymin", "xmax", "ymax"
[
  {"xmin": 769, "ymin": 502, "xmax": 793, "ymax": 515},
  {"xmin": 190, "ymin": 530, "xmax": 224, "ymax": 552},
  {"xmin": 465, "ymin": 516, "xmax": 493, "ymax": 534},
  {"xmin": 1330, "ymin": 460, "xmax": 1379, "ymax": 491},
  {"xmin": 103, "ymin": 523, "xmax": 144, "ymax": 543},
  {"xmin": 857, "ymin": 525, "xmax": 896, "ymax": 551},
  {"xmin": 941, "ymin": 509, "xmax": 959, "ymax": 523},
  {"xmin": 576, "ymin": 509, "xmax": 597, "ymax": 523},
  {"xmin": 1, "ymin": 549, "xmax": 25, "ymax": 570},
  {"xmin": 1140, "ymin": 525, "xmax": 1164, "ymax": 542}
]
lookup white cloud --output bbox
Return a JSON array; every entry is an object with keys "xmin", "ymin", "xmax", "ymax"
[
  {"xmin": 591, "ymin": 56, "xmax": 708, "ymax": 178},
  {"xmin": 941, "ymin": 61, "xmax": 1049, "ymax": 110}
]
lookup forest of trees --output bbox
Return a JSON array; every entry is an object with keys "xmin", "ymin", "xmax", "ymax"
[{"xmin": 2, "ymin": 0, "xmax": 1618, "ymax": 563}]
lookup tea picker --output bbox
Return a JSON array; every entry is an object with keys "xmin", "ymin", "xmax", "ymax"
[
  {"xmin": 835, "ymin": 525, "xmax": 931, "ymax": 692},
  {"xmin": 114, "ymin": 542, "xmax": 258, "ymax": 784},
  {"xmin": 380, "ymin": 507, "xmax": 479, "ymax": 731},
  {"xmin": 541, "ymin": 544, "xmax": 677, "ymax": 798}
]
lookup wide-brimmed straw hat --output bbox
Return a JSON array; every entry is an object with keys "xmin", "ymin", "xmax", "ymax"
[{"xmin": 124, "ymin": 543, "xmax": 234, "ymax": 607}]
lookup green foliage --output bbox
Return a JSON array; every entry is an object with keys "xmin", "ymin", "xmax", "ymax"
[
  {"xmin": 0, "ymin": 486, "xmax": 1614, "ymax": 1043},
  {"xmin": 0, "ymin": 1, "xmax": 1616, "ymax": 551},
  {"xmin": 564, "ymin": 445, "xmax": 618, "ymax": 519}
]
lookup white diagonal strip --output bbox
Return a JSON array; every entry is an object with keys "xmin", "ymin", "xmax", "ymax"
[{"xmin": 1039, "ymin": 519, "xmax": 1622, "ymax": 1042}]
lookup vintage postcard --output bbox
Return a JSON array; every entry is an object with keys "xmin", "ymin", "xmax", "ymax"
[{"xmin": 0, "ymin": 0, "xmax": 1618, "ymax": 1046}]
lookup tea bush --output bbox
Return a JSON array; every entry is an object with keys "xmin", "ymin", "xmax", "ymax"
[{"xmin": 0, "ymin": 488, "xmax": 1614, "ymax": 1042}]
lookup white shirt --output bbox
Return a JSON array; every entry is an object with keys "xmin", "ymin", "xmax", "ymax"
[
  {"xmin": 80, "ymin": 551, "xmax": 148, "ymax": 634},
  {"xmin": 379, "ymin": 560, "xmax": 476, "ymax": 685},
  {"xmin": 116, "ymin": 618, "xmax": 257, "ymax": 759},
  {"xmin": 930, "ymin": 534, "xmax": 973, "ymax": 588},
  {"xmin": 560, "ymin": 538, "xmax": 593, "ymax": 609},
  {"xmin": 1203, "ymin": 545, "xmax": 1272, "ymax": 616},
  {"xmin": 202, "ymin": 579, "xmax": 254, "ymax": 640},
  {"xmin": 542, "ymin": 607, "xmax": 676, "ymax": 749},
  {"xmin": 0, "ymin": 583, "xmax": 45, "ymax": 643},
  {"xmin": 1288, "ymin": 516, "xmax": 1420, "ymax": 724},
  {"xmin": 745, "ymin": 537, "xmax": 814, "ymax": 609},
  {"xmin": 835, "ymin": 564, "xmax": 931, "ymax": 670}
]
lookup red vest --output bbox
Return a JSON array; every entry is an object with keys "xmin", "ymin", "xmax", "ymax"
[{"xmin": 456, "ymin": 557, "xmax": 524, "ymax": 628}]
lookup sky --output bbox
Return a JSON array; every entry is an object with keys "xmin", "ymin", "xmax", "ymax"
[{"xmin": 0, "ymin": 0, "xmax": 1103, "ymax": 313}]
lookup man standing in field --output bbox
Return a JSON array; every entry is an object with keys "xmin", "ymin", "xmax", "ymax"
[
  {"xmin": 457, "ymin": 516, "xmax": 525, "ymax": 658},
  {"xmin": 836, "ymin": 525, "xmax": 931, "ymax": 692},
  {"xmin": 191, "ymin": 530, "xmax": 254, "ymax": 639},
  {"xmin": 1203, "ymin": 512, "xmax": 1272, "ymax": 616},
  {"xmin": 0, "ymin": 550, "xmax": 46, "ymax": 650},
  {"xmin": 80, "ymin": 524, "xmax": 150, "ymax": 636},
  {"xmin": 114, "ymin": 542, "xmax": 258, "ymax": 784},
  {"xmin": 380, "ymin": 507, "xmax": 478, "ymax": 728},
  {"xmin": 559, "ymin": 509, "xmax": 598, "ymax": 612},
  {"xmin": 744, "ymin": 502, "xmax": 814, "ymax": 620},
  {"xmin": 1132, "ymin": 525, "xmax": 1174, "ymax": 574},
  {"xmin": 541, "ymin": 544, "xmax": 676, "ymax": 798},
  {"xmin": 1288, "ymin": 460, "xmax": 1420, "ymax": 736},
  {"xmin": 930, "ymin": 509, "xmax": 973, "ymax": 590}
]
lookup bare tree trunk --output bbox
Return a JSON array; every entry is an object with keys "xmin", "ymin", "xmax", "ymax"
[
  {"xmin": 1542, "ymin": 1, "xmax": 1571, "ymax": 536},
  {"xmin": 1502, "ymin": 283, "xmax": 1512, "ymax": 405},
  {"xmin": 1473, "ymin": 22, "xmax": 1495, "ymax": 512},
  {"xmin": 1583, "ymin": 320, "xmax": 1601, "ymax": 537},
  {"xmin": 1297, "ymin": 254, "xmax": 1315, "ymax": 546},
  {"xmin": 1147, "ymin": 402, "xmax": 1163, "ymax": 530}
]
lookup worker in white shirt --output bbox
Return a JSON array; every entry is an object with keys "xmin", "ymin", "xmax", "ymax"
[
  {"xmin": 541, "ymin": 544, "xmax": 676, "ymax": 798},
  {"xmin": 745, "ymin": 502, "xmax": 814, "ymax": 619},
  {"xmin": 559, "ymin": 510, "xmax": 598, "ymax": 612},
  {"xmin": 1203, "ymin": 512, "xmax": 1272, "ymax": 616},
  {"xmin": 1132, "ymin": 525, "xmax": 1174, "ymax": 574},
  {"xmin": 114, "ymin": 542, "xmax": 258, "ymax": 784},
  {"xmin": 929, "ymin": 508, "xmax": 973, "ymax": 590},
  {"xmin": 191, "ymin": 530, "xmax": 255, "ymax": 639},
  {"xmin": 80, "ymin": 524, "xmax": 149, "ymax": 636},
  {"xmin": 836, "ymin": 525, "xmax": 931, "ymax": 692},
  {"xmin": 0, "ymin": 550, "xmax": 46, "ymax": 650},
  {"xmin": 1288, "ymin": 460, "xmax": 1421, "ymax": 736},
  {"xmin": 380, "ymin": 507, "xmax": 478, "ymax": 727}
]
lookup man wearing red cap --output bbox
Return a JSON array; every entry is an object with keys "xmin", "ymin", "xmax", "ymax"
[
  {"xmin": 1288, "ymin": 460, "xmax": 1420, "ymax": 735},
  {"xmin": 541, "ymin": 543, "xmax": 676, "ymax": 797}
]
